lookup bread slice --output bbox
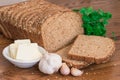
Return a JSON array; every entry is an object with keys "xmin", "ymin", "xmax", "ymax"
[
  {"xmin": 68, "ymin": 35, "xmax": 115, "ymax": 64},
  {"xmin": 0, "ymin": 0, "xmax": 83, "ymax": 52},
  {"xmin": 56, "ymin": 44, "xmax": 90, "ymax": 69}
]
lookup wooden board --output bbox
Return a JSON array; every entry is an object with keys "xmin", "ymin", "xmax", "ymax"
[{"xmin": 0, "ymin": 0, "xmax": 120, "ymax": 80}]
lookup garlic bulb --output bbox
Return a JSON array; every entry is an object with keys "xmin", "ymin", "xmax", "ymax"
[
  {"xmin": 38, "ymin": 53, "xmax": 62, "ymax": 74},
  {"xmin": 60, "ymin": 63, "xmax": 70, "ymax": 75},
  {"xmin": 71, "ymin": 68, "xmax": 83, "ymax": 76}
]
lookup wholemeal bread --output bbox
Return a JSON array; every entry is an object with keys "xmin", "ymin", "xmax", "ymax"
[
  {"xmin": 68, "ymin": 35, "xmax": 115, "ymax": 64},
  {"xmin": 56, "ymin": 44, "xmax": 90, "ymax": 69},
  {"xmin": 0, "ymin": 0, "xmax": 83, "ymax": 52}
]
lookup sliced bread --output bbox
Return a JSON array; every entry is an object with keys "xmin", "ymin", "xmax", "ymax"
[
  {"xmin": 56, "ymin": 44, "xmax": 90, "ymax": 69},
  {"xmin": 0, "ymin": 0, "xmax": 83, "ymax": 52},
  {"xmin": 68, "ymin": 35, "xmax": 115, "ymax": 64}
]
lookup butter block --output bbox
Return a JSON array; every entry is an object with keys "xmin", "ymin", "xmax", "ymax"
[
  {"xmin": 16, "ymin": 43, "xmax": 42, "ymax": 61},
  {"xmin": 14, "ymin": 39, "xmax": 31, "ymax": 44},
  {"xmin": 9, "ymin": 43, "xmax": 18, "ymax": 59}
]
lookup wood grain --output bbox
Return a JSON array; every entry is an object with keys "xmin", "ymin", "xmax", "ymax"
[{"xmin": 0, "ymin": 0, "xmax": 120, "ymax": 80}]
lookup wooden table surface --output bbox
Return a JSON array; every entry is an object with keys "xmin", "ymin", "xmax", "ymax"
[{"xmin": 0, "ymin": 0, "xmax": 120, "ymax": 80}]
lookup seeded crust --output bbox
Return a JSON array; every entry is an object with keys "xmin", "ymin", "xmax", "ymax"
[
  {"xmin": 56, "ymin": 44, "xmax": 90, "ymax": 69},
  {"xmin": 68, "ymin": 35, "xmax": 116, "ymax": 64},
  {"xmin": 0, "ymin": 6, "xmax": 18, "ymax": 38},
  {"xmin": 0, "ymin": 0, "xmax": 70, "ymax": 37},
  {"xmin": 0, "ymin": 0, "xmax": 83, "ymax": 52},
  {"xmin": 0, "ymin": 1, "xmax": 47, "ymax": 38}
]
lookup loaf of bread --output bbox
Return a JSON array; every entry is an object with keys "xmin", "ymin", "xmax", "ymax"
[
  {"xmin": 68, "ymin": 35, "xmax": 115, "ymax": 64},
  {"xmin": 56, "ymin": 44, "xmax": 90, "ymax": 69},
  {"xmin": 0, "ymin": 0, "xmax": 83, "ymax": 52}
]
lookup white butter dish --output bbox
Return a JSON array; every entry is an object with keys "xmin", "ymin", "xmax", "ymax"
[{"xmin": 2, "ymin": 45, "xmax": 47, "ymax": 68}]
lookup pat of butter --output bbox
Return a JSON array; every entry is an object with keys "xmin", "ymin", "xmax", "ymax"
[
  {"xmin": 9, "ymin": 43, "xmax": 18, "ymax": 59},
  {"xmin": 14, "ymin": 39, "xmax": 31, "ymax": 44},
  {"xmin": 9, "ymin": 39, "xmax": 31, "ymax": 59},
  {"xmin": 16, "ymin": 43, "xmax": 42, "ymax": 61}
]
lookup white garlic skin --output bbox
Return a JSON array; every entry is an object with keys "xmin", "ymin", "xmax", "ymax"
[
  {"xmin": 60, "ymin": 63, "xmax": 70, "ymax": 75},
  {"xmin": 71, "ymin": 68, "xmax": 83, "ymax": 76},
  {"xmin": 38, "ymin": 53, "xmax": 62, "ymax": 74}
]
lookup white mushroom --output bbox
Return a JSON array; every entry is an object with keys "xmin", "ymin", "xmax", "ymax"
[{"xmin": 38, "ymin": 53, "xmax": 62, "ymax": 74}]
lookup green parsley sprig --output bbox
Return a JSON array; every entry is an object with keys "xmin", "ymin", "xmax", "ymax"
[{"xmin": 73, "ymin": 7, "xmax": 112, "ymax": 36}]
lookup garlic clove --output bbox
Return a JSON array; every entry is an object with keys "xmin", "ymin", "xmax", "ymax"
[
  {"xmin": 60, "ymin": 63, "xmax": 70, "ymax": 75},
  {"xmin": 71, "ymin": 68, "xmax": 83, "ymax": 77}
]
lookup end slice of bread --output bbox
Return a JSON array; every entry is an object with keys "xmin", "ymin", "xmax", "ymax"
[
  {"xmin": 56, "ymin": 44, "xmax": 90, "ymax": 69},
  {"xmin": 68, "ymin": 35, "xmax": 115, "ymax": 64}
]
